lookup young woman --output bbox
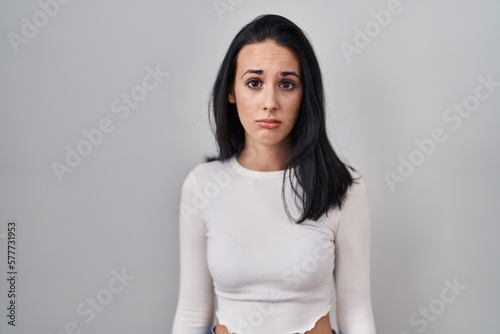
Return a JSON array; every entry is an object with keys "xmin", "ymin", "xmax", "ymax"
[{"xmin": 172, "ymin": 14, "xmax": 376, "ymax": 334}]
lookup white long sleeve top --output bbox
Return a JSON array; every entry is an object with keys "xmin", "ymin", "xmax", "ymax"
[{"xmin": 171, "ymin": 155, "xmax": 376, "ymax": 334}]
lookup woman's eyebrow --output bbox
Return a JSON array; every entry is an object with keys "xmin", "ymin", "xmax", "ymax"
[
  {"xmin": 241, "ymin": 69, "xmax": 263, "ymax": 78},
  {"xmin": 280, "ymin": 71, "xmax": 300, "ymax": 79},
  {"xmin": 241, "ymin": 69, "xmax": 300, "ymax": 79}
]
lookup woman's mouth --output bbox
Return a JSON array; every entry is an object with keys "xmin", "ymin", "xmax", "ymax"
[{"xmin": 257, "ymin": 118, "xmax": 281, "ymax": 129}]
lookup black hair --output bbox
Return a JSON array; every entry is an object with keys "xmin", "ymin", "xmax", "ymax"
[{"xmin": 206, "ymin": 14, "xmax": 356, "ymax": 224}]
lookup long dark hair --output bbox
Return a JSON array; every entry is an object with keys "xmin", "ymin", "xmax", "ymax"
[{"xmin": 207, "ymin": 14, "xmax": 356, "ymax": 224}]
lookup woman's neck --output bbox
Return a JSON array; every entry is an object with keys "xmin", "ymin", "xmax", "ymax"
[{"xmin": 236, "ymin": 144, "xmax": 291, "ymax": 171}]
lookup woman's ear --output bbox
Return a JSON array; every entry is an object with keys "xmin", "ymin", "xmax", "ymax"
[{"xmin": 228, "ymin": 89, "xmax": 236, "ymax": 104}]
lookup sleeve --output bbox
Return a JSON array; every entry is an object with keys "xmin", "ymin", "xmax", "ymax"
[
  {"xmin": 171, "ymin": 171, "xmax": 215, "ymax": 333},
  {"xmin": 334, "ymin": 176, "xmax": 376, "ymax": 333}
]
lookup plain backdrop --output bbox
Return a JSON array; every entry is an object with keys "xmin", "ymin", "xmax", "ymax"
[{"xmin": 1, "ymin": 0, "xmax": 499, "ymax": 333}]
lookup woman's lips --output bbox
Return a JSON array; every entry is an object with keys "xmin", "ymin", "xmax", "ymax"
[{"xmin": 257, "ymin": 119, "xmax": 281, "ymax": 129}]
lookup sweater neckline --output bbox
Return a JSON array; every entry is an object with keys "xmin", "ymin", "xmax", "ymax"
[{"xmin": 229, "ymin": 154, "xmax": 286, "ymax": 179}]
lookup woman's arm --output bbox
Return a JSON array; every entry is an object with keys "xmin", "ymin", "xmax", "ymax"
[
  {"xmin": 334, "ymin": 175, "xmax": 376, "ymax": 333},
  {"xmin": 171, "ymin": 171, "xmax": 215, "ymax": 333}
]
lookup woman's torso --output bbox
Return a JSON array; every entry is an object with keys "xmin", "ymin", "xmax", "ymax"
[{"xmin": 214, "ymin": 312, "xmax": 332, "ymax": 334}]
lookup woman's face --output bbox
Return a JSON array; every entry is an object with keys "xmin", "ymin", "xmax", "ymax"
[{"xmin": 228, "ymin": 40, "xmax": 303, "ymax": 154}]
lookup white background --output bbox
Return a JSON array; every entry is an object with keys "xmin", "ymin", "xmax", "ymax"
[{"xmin": 1, "ymin": 0, "xmax": 499, "ymax": 333}]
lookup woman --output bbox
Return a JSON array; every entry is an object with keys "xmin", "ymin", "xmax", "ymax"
[{"xmin": 172, "ymin": 14, "xmax": 376, "ymax": 334}]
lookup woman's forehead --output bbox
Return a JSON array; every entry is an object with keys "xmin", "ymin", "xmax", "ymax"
[{"xmin": 236, "ymin": 41, "xmax": 301, "ymax": 75}]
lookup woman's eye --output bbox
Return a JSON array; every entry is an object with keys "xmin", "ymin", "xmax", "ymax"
[
  {"xmin": 279, "ymin": 81, "xmax": 295, "ymax": 90},
  {"xmin": 245, "ymin": 79, "xmax": 262, "ymax": 89}
]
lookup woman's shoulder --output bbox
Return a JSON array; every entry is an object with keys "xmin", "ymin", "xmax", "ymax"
[
  {"xmin": 341, "ymin": 166, "xmax": 369, "ymax": 212},
  {"xmin": 183, "ymin": 157, "xmax": 233, "ymax": 187},
  {"xmin": 346, "ymin": 166, "xmax": 366, "ymax": 192}
]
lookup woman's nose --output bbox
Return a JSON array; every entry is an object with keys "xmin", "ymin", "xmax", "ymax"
[{"xmin": 262, "ymin": 86, "xmax": 279, "ymax": 111}]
